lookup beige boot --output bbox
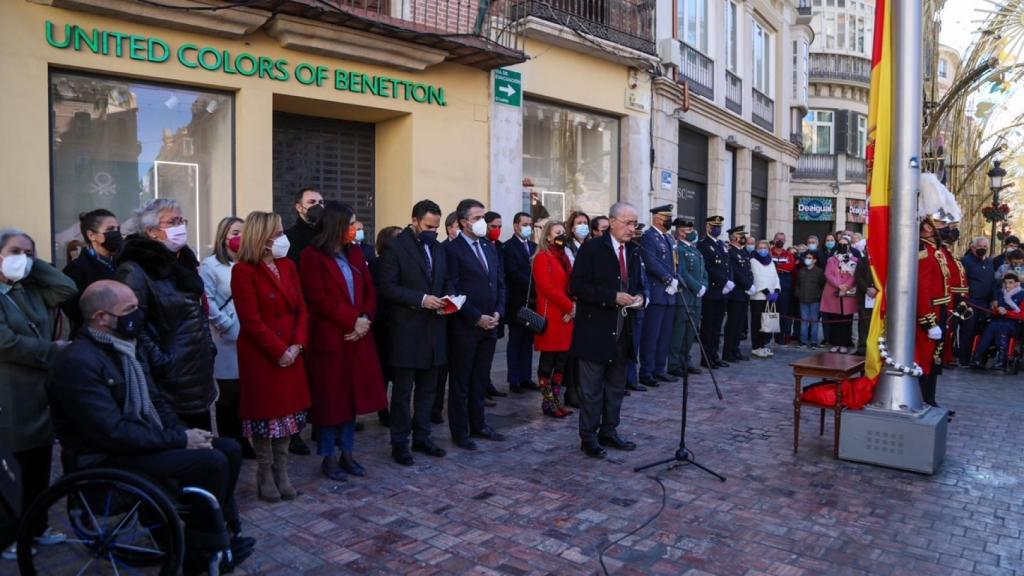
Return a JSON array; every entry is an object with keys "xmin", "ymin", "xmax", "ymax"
[
  {"xmin": 252, "ymin": 438, "xmax": 280, "ymax": 503},
  {"xmin": 271, "ymin": 437, "xmax": 299, "ymax": 500}
]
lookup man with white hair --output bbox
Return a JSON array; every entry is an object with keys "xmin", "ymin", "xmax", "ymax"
[{"xmin": 958, "ymin": 236, "xmax": 994, "ymax": 366}]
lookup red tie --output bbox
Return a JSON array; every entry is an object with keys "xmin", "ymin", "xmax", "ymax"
[{"xmin": 618, "ymin": 244, "xmax": 628, "ymax": 285}]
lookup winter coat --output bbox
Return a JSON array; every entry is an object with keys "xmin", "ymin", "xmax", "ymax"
[
  {"xmin": 199, "ymin": 255, "xmax": 240, "ymax": 380},
  {"xmin": 532, "ymin": 249, "xmax": 574, "ymax": 352},
  {"xmin": 749, "ymin": 258, "xmax": 781, "ymax": 301},
  {"xmin": 116, "ymin": 236, "xmax": 216, "ymax": 415},
  {"xmin": 232, "ymin": 258, "xmax": 311, "ymax": 421},
  {"xmin": 300, "ymin": 247, "xmax": 387, "ymax": 425},
  {"xmin": 61, "ymin": 249, "xmax": 117, "ymax": 332},
  {"xmin": 820, "ymin": 254, "xmax": 858, "ymax": 315},
  {"xmin": 0, "ymin": 260, "xmax": 76, "ymax": 453},
  {"xmin": 47, "ymin": 330, "xmax": 187, "ymax": 470},
  {"xmin": 795, "ymin": 265, "xmax": 826, "ymax": 304}
]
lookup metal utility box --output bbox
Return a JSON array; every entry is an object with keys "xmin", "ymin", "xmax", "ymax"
[{"xmin": 839, "ymin": 407, "xmax": 948, "ymax": 474}]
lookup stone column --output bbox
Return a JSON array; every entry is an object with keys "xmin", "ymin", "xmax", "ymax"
[{"xmin": 489, "ymin": 94, "xmax": 523, "ymax": 239}]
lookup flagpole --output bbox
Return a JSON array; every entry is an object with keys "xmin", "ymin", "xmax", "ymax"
[{"xmin": 871, "ymin": 0, "xmax": 925, "ymax": 412}]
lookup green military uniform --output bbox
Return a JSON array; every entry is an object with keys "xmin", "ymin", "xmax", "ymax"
[{"xmin": 668, "ymin": 220, "xmax": 709, "ymax": 374}]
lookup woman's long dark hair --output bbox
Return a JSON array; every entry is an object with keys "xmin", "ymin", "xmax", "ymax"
[{"xmin": 312, "ymin": 201, "xmax": 356, "ymax": 254}]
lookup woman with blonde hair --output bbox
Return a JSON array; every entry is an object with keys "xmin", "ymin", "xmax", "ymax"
[
  {"xmin": 231, "ymin": 211, "xmax": 311, "ymax": 502},
  {"xmin": 531, "ymin": 220, "xmax": 575, "ymax": 417}
]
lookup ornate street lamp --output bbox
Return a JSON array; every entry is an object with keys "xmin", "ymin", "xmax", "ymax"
[{"xmin": 988, "ymin": 159, "xmax": 1008, "ymax": 246}]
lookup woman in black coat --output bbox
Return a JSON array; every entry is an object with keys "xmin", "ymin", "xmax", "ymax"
[
  {"xmin": 371, "ymin": 226, "xmax": 402, "ymax": 426},
  {"xmin": 115, "ymin": 199, "xmax": 216, "ymax": 427},
  {"xmin": 62, "ymin": 209, "xmax": 122, "ymax": 332}
]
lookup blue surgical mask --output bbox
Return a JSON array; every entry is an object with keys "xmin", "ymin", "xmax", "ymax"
[
  {"xmin": 826, "ymin": 241, "xmax": 836, "ymax": 250},
  {"xmin": 710, "ymin": 226, "xmax": 722, "ymax": 237},
  {"xmin": 355, "ymin": 229, "xmax": 365, "ymax": 243},
  {"xmin": 804, "ymin": 258, "xmax": 815, "ymax": 267},
  {"xmin": 807, "ymin": 243, "xmax": 819, "ymax": 251},
  {"xmin": 574, "ymin": 224, "xmax": 590, "ymax": 240},
  {"xmin": 745, "ymin": 245, "xmax": 755, "ymax": 253},
  {"xmin": 757, "ymin": 249, "xmax": 770, "ymax": 257},
  {"xmin": 520, "ymin": 226, "xmax": 533, "ymax": 239},
  {"xmin": 685, "ymin": 231, "xmax": 698, "ymax": 243}
]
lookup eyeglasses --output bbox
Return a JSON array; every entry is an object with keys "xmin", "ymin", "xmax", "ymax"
[
  {"xmin": 613, "ymin": 217, "xmax": 638, "ymax": 228},
  {"xmin": 160, "ymin": 217, "xmax": 188, "ymax": 227}
]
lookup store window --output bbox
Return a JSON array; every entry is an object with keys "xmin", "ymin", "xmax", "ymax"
[
  {"xmin": 50, "ymin": 71, "xmax": 233, "ymax": 268},
  {"xmin": 523, "ymin": 100, "xmax": 619, "ymax": 223},
  {"xmin": 802, "ymin": 110, "xmax": 834, "ymax": 155}
]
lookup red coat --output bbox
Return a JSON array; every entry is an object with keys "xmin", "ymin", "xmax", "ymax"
[
  {"xmin": 232, "ymin": 258, "xmax": 312, "ymax": 420},
  {"xmin": 914, "ymin": 240, "xmax": 950, "ymax": 375},
  {"xmin": 532, "ymin": 249, "xmax": 574, "ymax": 352},
  {"xmin": 300, "ymin": 246, "xmax": 387, "ymax": 425},
  {"xmin": 941, "ymin": 245, "xmax": 967, "ymax": 364}
]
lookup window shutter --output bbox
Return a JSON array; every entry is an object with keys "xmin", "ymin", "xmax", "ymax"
[
  {"xmin": 833, "ymin": 110, "xmax": 849, "ymax": 156},
  {"xmin": 847, "ymin": 113, "xmax": 861, "ymax": 157}
]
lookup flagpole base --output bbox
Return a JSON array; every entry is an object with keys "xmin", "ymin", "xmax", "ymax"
[{"xmin": 838, "ymin": 406, "xmax": 948, "ymax": 474}]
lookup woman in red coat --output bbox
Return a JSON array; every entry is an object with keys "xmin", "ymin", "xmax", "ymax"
[
  {"xmin": 232, "ymin": 211, "xmax": 311, "ymax": 502},
  {"xmin": 300, "ymin": 202, "xmax": 387, "ymax": 481},
  {"xmin": 532, "ymin": 220, "xmax": 575, "ymax": 418}
]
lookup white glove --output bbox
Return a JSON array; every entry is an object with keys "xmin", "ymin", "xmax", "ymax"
[
  {"xmin": 927, "ymin": 326, "xmax": 942, "ymax": 340},
  {"xmin": 697, "ymin": 286, "xmax": 707, "ymax": 298},
  {"xmin": 670, "ymin": 279, "xmax": 679, "ymax": 291},
  {"xmin": 724, "ymin": 280, "xmax": 735, "ymax": 292},
  {"xmin": 665, "ymin": 280, "xmax": 678, "ymax": 296}
]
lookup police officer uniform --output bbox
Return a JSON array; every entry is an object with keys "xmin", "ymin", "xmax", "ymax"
[
  {"xmin": 724, "ymin": 225, "xmax": 754, "ymax": 362},
  {"xmin": 697, "ymin": 216, "xmax": 732, "ymax": 368},
  {"xmin": 667, "ymin": 219, "xmax": 708, "ymax": 376},
  {"xmin": 639, "ymin": 204, "xmax": 681, "ymax": 385}
]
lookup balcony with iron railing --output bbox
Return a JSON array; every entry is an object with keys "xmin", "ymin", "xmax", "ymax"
[
  {"xmin": 680, "ymin": 42, "xmax": 714, "ymax": 99},
  {"xmin": 794, "ymin": 154, "xmax": 838, "ymax": 180},
  {"xmin": 809, "ymin": 53, "xmax": 872, "ymax": 87},
  {"xmin": 752, "ymin": 88, "xmax": 774, "ymax": 132},
  {"xmin": 725, "ymin": 71, "xmax": 742, "ymax": 114},
  {"xmin": 845, "ymin": 155, "xmax": 867, "ymax": 182},
  {"xmin": 790, "ymin": 132, "xmax": 804, "ymax": 149},
  {"xmin": 797, "ymin": 0, "xmax": 812, "ymax": 16},
  {"xmin": 510, "ymin": 0, "xmax": 656, "ymax": 54}
]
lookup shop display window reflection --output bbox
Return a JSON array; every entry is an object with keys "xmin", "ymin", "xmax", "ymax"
[
  {"xmin": 522, "ymin": 100, "xmax": 619, "ymax": 224},
  {"xmin": 50, "ymin": 71, "xmax": 233, "ymax": 267}
]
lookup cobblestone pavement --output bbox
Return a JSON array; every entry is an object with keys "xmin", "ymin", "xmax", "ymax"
[{"xmin": 231, "ymin": 341, "xmax": 1024, "ymax": 576}]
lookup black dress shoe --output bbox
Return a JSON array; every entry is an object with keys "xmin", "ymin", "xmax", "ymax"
[
  {"xmin": 321, "ymin": 456, "xmax": 348, "ymax": 480},
  {"xmin": 639, "ymin": 375, "xmax": 658, "ymax": 387},
  {"xmin": 667, "ymin": 368, "xmax": 685, "ymax": 378},
  {"xmin": 581, "ymin": 443, "xmax": 607, "ymax": 459},
  {"xmin": 354, "ymin": 421, "xmax": 366, "ymax": 432},
  {"xmin": 377, "ymin": 410, "xmax": 391, "ymax": 427},
  {"xmin": 687, "ymin": 366, "xmax": 703, "ymax": 375},
  {"xmin": 487, "ymin": 387, "xmax": 508, "ymax": 398},
  {"xmin": 510, "ymin": 384, "xmax": 524, "ymax": 394},
  {"xmin": 625, "ymin": 382, "xmax": 647, "ymax": 392},
  {"xmin": 391, "ymin": 444, "xmax": 415, "ymax": 467},
  {"xmin": 598, "ymin": 435, "xmax": 637, "ymax": 451},
  {"xmin": 338, "ymin": 451, "xmax": 366, "ymax": 477},
  {"xmin": 654, "ymin": 373, "xmax": 676, "ymax": 383},
  {"xmin": 471, "ymin": 427, "xmax": 506, "ymax": 442},
  {"xmin": 289, "ymin": 434, "xmax": 311, "ymax": 456},
  {"xmin": 431, "ymin": 413, "xmax": 445, "ymax": 425},
  {"xmin": 454, "ymin": 438, "xmax": 479, "ymax": 451},
  {"xmin": 714, "ymin": 360, "xmax": 730, "ymax": 368},
  {"xmin": 412, "ymin": 440, "xmax": 447, "ymax": 457}
]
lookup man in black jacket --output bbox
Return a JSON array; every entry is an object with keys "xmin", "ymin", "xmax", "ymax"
[
  {"xmin": 378, "ymin": 200, "xmax": 453, "ymax": 466},
  {"xmin": 697, "ymin": 216, "xmax": 733, "ymax": 368},
  {"xmin": 570, "ymin": 202, "xmax": 645, "ymax": 459},
  {"xmin": 284, "ymin": 187, "xmax": 324, "ymax": 263},
  {"xmin": 502, "ymin": 212, "xmax": 537, "ymax": 393},
  {"xmin": 47, "ymin": 280, "xmax": 252, "ymax": 567},
  {"xmin": 723, "ymin": 225, "xmax": 754, "ymax": 362}
]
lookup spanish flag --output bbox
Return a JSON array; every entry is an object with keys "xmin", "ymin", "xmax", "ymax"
[{"xmin": 865, "ymin": 0, "xmax": 892, "ymax": 379}]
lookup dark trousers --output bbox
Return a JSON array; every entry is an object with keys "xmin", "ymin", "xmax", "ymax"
[
  {"xmin": 856, "ymin": 308, "xmax": 872, "ymax": 354},
  {"xmin": 390, "ymin": 367, "xmax": 438, "ymax": 446},
  {"xmin": 724, "ymin": 298, "xmax": 748, "ymax": 358},
  {"xmin": 700, "ymin": 299, "xmax": 726, "ymax": 363},
  {"xmin": 506, "ymin": 323, "xmax": 535, "ymax": 387},
  {"xmin": 775, "ymin": 276, "xmax": 793, "ymax": 343},
  {"xmin": 824, "ymin": 313, "xmax": 854, "ymax": 346},
  {"xmin": 448, "ymin": 333, "xmax": 497, "ymax": 440},
  {"xmin": 179, "ymin": 411, "xmax": 213, "ymax": 431},
  {"xmin": 14, "ymin": 445, "xmax": 52, "ymax": 537},
  {"xmin": 538, "ymin": 350, "xmax": 570, "ymax": 377},
  {"xmin": 215, "ymin": 378, "xmax": 244, "ymax": 444},
  {"xmin": 626, "ymin": 310, "xmax": 643, "ymax": 384},
  {"xmin": 578, "ymin": 341, "xmax": 629, "ymax": 444},
  {"xmin": 668, "ymin": 302, "xmax": 701, "ymax": 371},
  {"xmin": 750, "ymin": 300, "xmax": 771, "ymax": 350},
  {"xmin": 563, "ymin": 357, "xmax": 582, "ymax": 406},
  {"xmin": 918, "ymin": 373, "xmax": 938, "ymax": 407},
  {"xmin": 105, "ymin": 437, "xmax": 241, "ymax": 534},
  {"xmin": 973, "ymin": 318, "xmax": 1016, "ymax": 366},
  {"xmin": 640, "ymin": 304, "xmax": 675, "ymax": 378},
  {"xmin": 957, "ymin": 304, "xmax": 988, "ymax": 365},
  {"xmin": 432, "ymin": 365, "xmax": 448, "ymax": 420}
]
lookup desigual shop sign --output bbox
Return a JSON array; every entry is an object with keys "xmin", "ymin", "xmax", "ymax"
[
  {"xmin": 795, "ymin": 197, "xmax": 835, "ymax": 221},
  {"xmin": 44, "ymin": 20, "xmax": 448, "ymax": 106}
]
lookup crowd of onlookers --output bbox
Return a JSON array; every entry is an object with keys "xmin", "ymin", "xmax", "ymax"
[{"xmin": 3, "ymin": 190, "xmax": 1023, "ymax": 569}]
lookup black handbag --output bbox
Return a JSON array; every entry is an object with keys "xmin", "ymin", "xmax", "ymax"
[{"xmin": 516, "ymin": 258, "xmax": 548, "ymax": 334}]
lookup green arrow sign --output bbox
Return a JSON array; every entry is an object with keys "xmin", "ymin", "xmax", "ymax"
[{"xmin": 494, "ymin": 68, "xmax": 521, "ymax": 107}]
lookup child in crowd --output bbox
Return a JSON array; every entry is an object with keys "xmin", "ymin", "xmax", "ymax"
[
  {"xmin": 795, "ymin": 251, "xmax": 826, "ymax": 347},
  {"xmin": 971, "ymin": 272, "xmax": 1024, "ymax": 371}
]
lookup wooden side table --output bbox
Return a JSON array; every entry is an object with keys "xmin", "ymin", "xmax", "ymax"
[{"xmin": 791, "ymin": 352, "xmax": 866, "ymax": 458}]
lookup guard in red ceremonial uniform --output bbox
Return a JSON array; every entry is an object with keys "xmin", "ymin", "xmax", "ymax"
[{"xmin": 940, "ymin": 223, "xmax": 969, "ymax": 367}]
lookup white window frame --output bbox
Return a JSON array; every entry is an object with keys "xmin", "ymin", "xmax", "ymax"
[
  {"xmin": 803, "ymin": 110, "xmax": 834, "ymax": 155},
  {"xmin": 725, "ymin": 1, "xmax": 740, "ymax": 74},
  {"xmin": 752, "ymin": 19, "xmax": 773, "ymax": 94},
  {"xmin": 856, "ymin": 114, "xmax": 867, "ymax": 158},
  {"xmin": 938, "ymin": 59, "xmax": 948, "ymax": 78},
  {"xmin": 679, "ymin": 0, "xmax": 710, "ymax": 55}
]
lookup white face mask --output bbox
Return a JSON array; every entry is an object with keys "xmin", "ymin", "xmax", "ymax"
[
  {"xmin": 520, "ymin": 226, "xmax": 533, "ymax": 239},
  {"xmin": 471, "ymin": 218, "xmax": 488, "ymax": 238},
  {"xmin": 271, "ymin": 235, "xmax": 291, "ymax": 259},
  {"xmin": 574, "ymin": 224, "xmax": 590, "ymax": 240},
  {"xmin": 804, "ymin": 258, "xmax": 815, "ymax": 267},
  {"xmin": 162, "ymin": 224, "xmax": 189, "ymax": 253},
  {"xmin": 1, "ymin": 253, "xmax": 32, "ymax": 283},
  {"xmin": 854, "ymin": 239, "xmax": 867, "ymax": 252}
]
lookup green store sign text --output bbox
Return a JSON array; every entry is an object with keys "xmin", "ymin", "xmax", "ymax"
[{"xmin": 44, "ymin": 21, "xmax": 447, "ymax": 106}]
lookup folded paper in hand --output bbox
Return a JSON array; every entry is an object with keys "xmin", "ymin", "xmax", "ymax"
[
  {"xmin": 439, "ymin": 295, "xmax": 466, "ymax": 315},
  {"xmin": 864, "ymin": 295, "xmax": 876, "ymax": 309}
]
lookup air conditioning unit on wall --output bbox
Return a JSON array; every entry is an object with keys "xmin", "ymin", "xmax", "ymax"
[{"xmin": 658, "ymin": 38, "xmax": 681, "ymax": 69}]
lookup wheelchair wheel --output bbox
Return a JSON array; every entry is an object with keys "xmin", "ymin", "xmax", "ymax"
[{"xmin": 17, "ymin": 469, "xmax": 184, "ymax": 576}]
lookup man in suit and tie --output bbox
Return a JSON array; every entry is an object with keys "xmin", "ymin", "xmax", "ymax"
[
  {"xmin": 502, "ymin": 212, "xmax": 538, "ymax": 394},
  {"xmin": 639, "ymin": 204, "xmax": 680, "ymax": 387},
  {"xmin": 571, "ymin": 202, "xmax": 645, "ymax": 459},
  {"xmin": 445, "ymin": 199, "xmax": 507, "ymax": 450},
  {"xmin": 378, "ymin": 200, "xmax": 453, "ymax": 466},
  {"xmin": 697, "ymin": 215, "xmax": 734, "ymax": 369}
]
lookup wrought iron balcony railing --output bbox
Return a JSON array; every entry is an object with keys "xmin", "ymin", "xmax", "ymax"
[
  {"xmin": 725, "ymin": 70, "xmax": 742, "ymax": 115},
  {"xmin": 752, "ymin": 87, "xmax": 774, "ymax": 132},
  {"xmin": 510, "ymin": 0, "xmax": 656, "ymax": 54},
  {"xmin": 845, "ymin": 155, "xmax": 867, "ymax": 182},
  {"xmin": 797, "ymin": 0, "xmax": 812, "ymax": 16},
  {"xmin": 809, "ymin": 53, "xmax": 872, "ymax": 86},
  {"xmin": 794, "ymin": 153, "xmax": 838, "ymax": 180},
  {"xmin": 790, "ymin": 132, "xmax": 804, "ymax": 149},
  {"xmin": 680, "ymin": 42, "xmax": 714, "ymax": 99}
]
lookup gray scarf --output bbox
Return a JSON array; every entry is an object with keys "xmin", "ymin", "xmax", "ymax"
[{"xmin": 88, "ymin": 328, "xmax": 163, "ymax": 430}]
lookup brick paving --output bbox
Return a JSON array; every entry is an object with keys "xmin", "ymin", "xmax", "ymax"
[{"xmin": 231, "ymin": 342, "xmax": 1024, "ymax": 575}]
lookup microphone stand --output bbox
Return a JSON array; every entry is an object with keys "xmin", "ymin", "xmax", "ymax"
[{"xmin": 634, "ymin": 281, "xmax": 726, "ymax": 482}]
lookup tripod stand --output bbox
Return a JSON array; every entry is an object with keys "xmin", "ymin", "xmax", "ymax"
[{"xmin": 634, "ymin": 291, "xmax": 726, "ymax": 481}]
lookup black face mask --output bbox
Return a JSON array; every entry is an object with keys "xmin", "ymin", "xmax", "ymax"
[
  {"xmin": 975, "ymin": 248, "xmax": 988, "ymax": 258},
  {"xmin": 938, "ymin": 227, "xmax": 956, "ymax": 243},
  {"xmin": 837, "ymin": 244, "xmax": 850, "ymax": 254},
  {"xmin": 108, "ymin": 308, "xmax": 145, "ymax": 340},
  {"xmin": 553, "ymin": 234, "xmax": 568, "ymax": 248},
  {"xmin": 773, "ymin": 240, "xmax": 784, "ymax": 249},
  {"xmin": 101, "ymin": 230, "xmax": 123, "ymax": 252},
  {"xmin": 304, "ymin": 204, "xmax": 324, "ymax": 225},
  {"xmin": 418, "ymin": 230, "xmax": 438, "ymax": 245}
]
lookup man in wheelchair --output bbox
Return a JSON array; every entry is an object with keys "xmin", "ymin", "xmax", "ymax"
[
  {"xmin": 46, "ymin": 280, "xmax": 255, "ymax": 571},
  {"xmin": 970, "ymin": 273, "xmax": 1024, "ymax": 371}
]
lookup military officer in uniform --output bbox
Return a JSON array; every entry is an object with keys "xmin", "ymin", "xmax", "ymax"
[
  {"xmin": 667, "ymin": 218, "xmax": 707, "ymax": 377},
  {"xmin": 697, "ymin": 216, "xmax": 733, "ymax": 368},
  {"xmin": 939, "ymin": 221, "xmax": 968, "ymax": 369},
  {"xmin": 639, "ymin": 204, "xmax": 681, "ymax": 386},
  {"xmin": 723, "ymin": 226, "xmax": 754, "ymax": 361}
]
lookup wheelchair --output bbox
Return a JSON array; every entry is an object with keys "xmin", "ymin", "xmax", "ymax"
[
  {"xmin": 15, "ymin": 461, "xmax": 235, "ymax": 576},
  {"xmin": 970, "ymin": 316, "xmax": 1024, "ymax": 374}
]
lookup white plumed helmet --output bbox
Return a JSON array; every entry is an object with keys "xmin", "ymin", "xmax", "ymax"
[{"xmin": 919, "ymin": 172, "xmax": 961, "ymax": 223}]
